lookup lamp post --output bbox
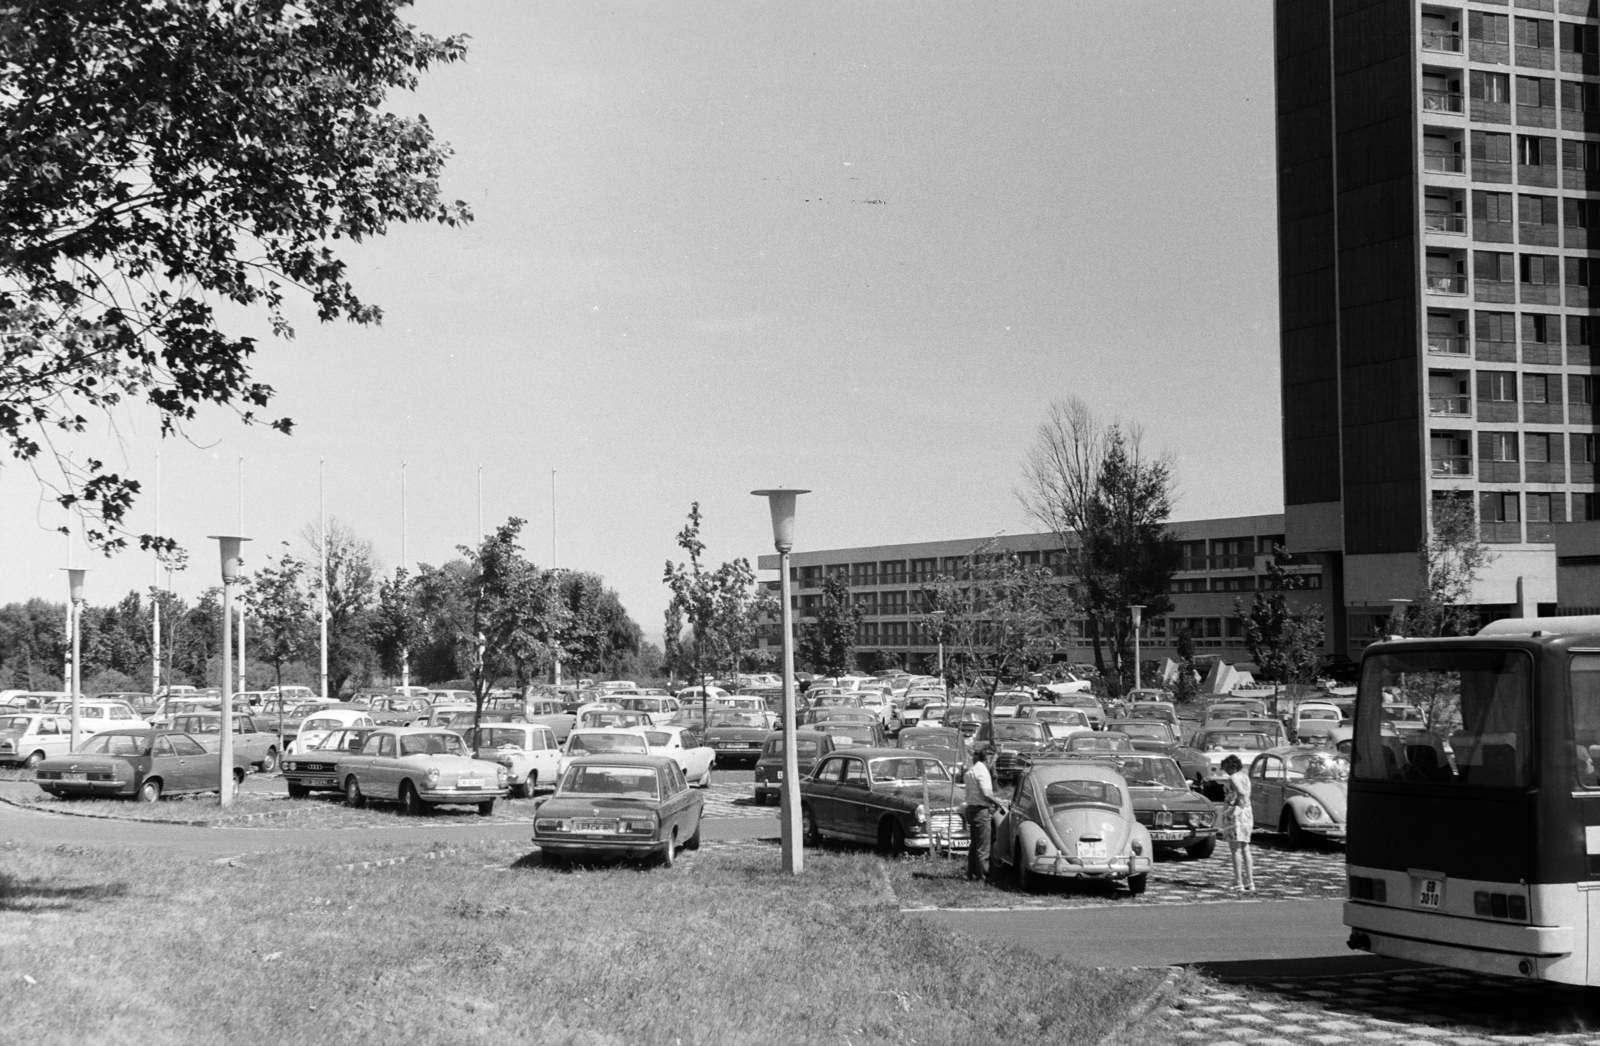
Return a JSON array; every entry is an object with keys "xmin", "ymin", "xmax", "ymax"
[
  {"xmin": 753, "ymin": 488, "xmax": 809, "ymax": 876},
  {"xmin": 1129, "ymin": 605, "xmax": 1145, "ymax": 691},
  {"xmin": 65, "ymin": 568, "xmax": 86, "ymax": 751},
  {"xmin": 927, "ymin": 609, "xmax": 947, "ymax": 683},
  {"xmin": 209, "ymin": 535, "xmax": 250, "ymax": 806}
]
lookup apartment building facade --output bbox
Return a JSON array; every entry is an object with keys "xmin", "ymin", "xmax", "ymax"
[
  {"xmin": 1275, "ymin": 0, "xmax": 1600, "ymax": 628},
  {"xmin": 754, "ymin": 514, "xmax": 1335, "ymax": 673}
]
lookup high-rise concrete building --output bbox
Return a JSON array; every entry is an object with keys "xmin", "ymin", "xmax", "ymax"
[{"xmin": 1275, "ymin": 0, "xmax": 1599, "ymax": 648}]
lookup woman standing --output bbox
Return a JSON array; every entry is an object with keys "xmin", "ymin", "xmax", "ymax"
[{"xmin": 1218, "ymin": 754, "xmax": 1256, "ymax": 892}]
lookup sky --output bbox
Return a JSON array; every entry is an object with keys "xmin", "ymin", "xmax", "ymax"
[{"xmin": 0, "ymin": 1, "xmax": 1281, "ymax": 643}]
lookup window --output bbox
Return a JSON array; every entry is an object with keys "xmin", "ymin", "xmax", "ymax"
[
  {"xmin": 1482, "ymin": 491, "xmax": 1521, "ymax": 523},
  {"xmin": 170, "ymin": 735, "xmax": 207, "ymax": 756},
  {"xmin": 1516, "ymin": 16, "xmax": 1554, "ymax": 53},
  {"xmin": 1524, "ymin": 313, "xmax": 1553, "ymax": 344},
  {"xmin": 1477, "ymin": 190, "xmax": 1514, "ymax": 226},
  {"xmin": 1519, "ymin": 135, "xmax": 1550, "ymax": 165},
  {"xmin": 1477, "ymin": 310, "xmax": 1516, "ymax": 344},
  {"xmin": 1486, "ymin": 432, "xmax": 1519, "ymax": 461},
  {"xmin": 1572, "ymin": 315, "xmax": 1595, "ymax": 349},
  {"xmin": 1177, "ymin": 540, "xmax": 1206, "ymax": 571},
  {"xmin": 1527, "ymin": 492, "xmax": 1553, "ymax": 522},
  {"xmin": 1581, "ymin": 493, "xmax": 1600, "ymax": 521},
  {"xmin": 1485, "ymin": 371, "xmax": 1518, "ymax": 401},
  {"xmin": 1575, "ymin": 433, "xmax": 1597, "ymax": 463},
  {"xmin": 1526, "ymin": 432, "xmax": 1552, "ymax": 462},
  {"xmin": 1563, "ymin": 80, "xmax": 1600, "ymax": 112},
  {"xmin": 840, "ymin": 759, "xmax": 868, "ymax": 787},
  {"xmin": 1525, "ymin": 373, "xmax": 1550, "ymax": 403},
  {"xmin": 1475, "ymin": 251, "xmax": 1514, "ymax": 284},
  {"xmin": 813, "ymin": 757, "xmax": 844, "ymax": 784},
  {"xmin": 1474, "ymin": 70, "xmax": 1512, "ymax": 103},
  {"xmin": 1569, "ymin": 257, "xmax": 1595, "ymax": 287},
  {"xmin": 1521, "ymin": 254, "xmax": 1556, "ymax": 284},
  {"xmin": 1564, "ymin": 139, "xmax": 1600, "ymax": 169},
  {"xmin": 1564, "ymin": 22, "xmax": 1600, "ymax": 58},
  {"xmin": 1573, "ymin": 375, "xmax": 1595, "ymax": 406},
  {"xmin": 1519, "ymin": 194, "xmax": 1557, "ymax": 227},
  {"xmin": 1516, "ymin": 75, "xmax": 1554, "ymax": 109},
  {"xmin": 1471, "ymin": 10, "xmax": 1511, "ymax": 49}
]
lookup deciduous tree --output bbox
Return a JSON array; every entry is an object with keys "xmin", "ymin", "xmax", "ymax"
[
  {"xmin": 663, "ymin": 503, "xmax": 761, "ymax": 718},
  {"xmin": 302, "ymin": 517, "xmax": 379, "ymax": 693},
  {"xmin": 242, "ymin": 547, "xmax": 314, "ymax": 745},
  {"xmin": 798, "ymin": 573, "xmax": 861, "ymax": 677}
]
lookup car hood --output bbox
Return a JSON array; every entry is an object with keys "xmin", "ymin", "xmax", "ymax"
[
  {"xmin": 1286, "ymin": 780, "xmax": 1347, "ymax": 822},
  {"xmin": 875, "ymin": 781, "xmax": 964, "ymax": 811},
  {"xmin": 1128, "ymin": 785, "xmax": 1213, "ymax": 813}
]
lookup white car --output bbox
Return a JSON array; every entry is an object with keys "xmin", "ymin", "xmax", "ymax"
[
  {"xmin": 267, "ymin": 685, "xmax": 318, "ymax": 704},
  {"xmin": 0, "ymin": 713, "xmax": 76, "ymax": 767},
  {"xmin": 464, "ymin": 723, "xmax": 561, "ymax": 798},
  {"xmin": 643, "ymin": 725, "xmax": 716, "ymax": 787},
  {"xmin": 855, "ymin": 690, "xmax": 893, "ymax": 724},
  {"xmin": 556, "ymin": 727, "xmax": 651, "ymax": 777},
  {"xmin": 615, "ymin": 695, "xmax": 681, "ymax": 726},
  {"xmin": 411, "ymin": 704, "xmax": 475, "ymax": 728},
  {"xmin": 42, "ymin": 699, "xmax": 147, "ymax": 734},
  {"xmin": 676, "ymin": 685, "xmax": 729, "ymax": 702},
  {"xmin": 1042, "ymin": 673, "xmax": 1093, "ymax": 696},
  {"xmin": 291, "ymin": 709, "xmax": 376, "ymax": 754}
]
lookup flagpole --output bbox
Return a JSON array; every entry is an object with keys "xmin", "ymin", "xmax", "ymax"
[
  {"xmin": 319, "ymin": 457, "xmax": 328, "ymax": 701},
  {"xmin": 238, "ymin": 455, "xmax": 246, "ymax": 693}
]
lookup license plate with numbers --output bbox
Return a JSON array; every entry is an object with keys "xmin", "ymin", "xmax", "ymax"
[{"xmin": 1414, "ymin": 877, "xmax": 1445, "ymax": 909}]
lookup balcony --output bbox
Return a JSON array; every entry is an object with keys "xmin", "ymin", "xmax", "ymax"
[
  {"xmin": 1428, "ymin": 333, "xmax": 1468, "ymax": 355},
  {"xmin": 1422, "ymin": 29, "xmax": 1462, "ymax": 53},
  {"xmin": 1430, "ymin": 395, "xmax": 1471, "ymax": 415},
  {"xmin": 1424, "ymin": 151, "xmax": 1465, "ymax": 173},
  {"xmin": 1423, "ymin": 89, "xmax": 1464, "ymax": 113},
  {"xmin": 1425, "ymin": 212, "xmax": 1467, "ymax": 233},
  {"xmin": 1427, "ymin": 273, "xmax": 1467, "ymax": 294},
  {"xmin": 1432, "ymin": 456, "xmax": 1473, "ymax": 476}
]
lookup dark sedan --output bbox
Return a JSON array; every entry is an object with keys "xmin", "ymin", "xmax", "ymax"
[
  {"xmin": 973, "ymin": 720, "xmax": 1052, "ymax": 782},
  {"xmin": 1116, "ymin": 754, "xmax": 1219, "ymax": 858},
  {"xmin": 1109, "ymin": 719, "xmax": 1210, "ymax": 789},
  {"xmin": 753, "ymin": 729, "xmax": 837, "ymax": 805},
  {"xmin": 701, "ymin": 710, "xmax": 770, "ymax": 766},
  {"xmin": 34, "ymin": 729, "xmax": 251, "ymax": 802},
  {"xmin": 800, "ymin": 747, "xmax": 968, "ymax": 854},
  {"xmin": 894, "ymin": 726, "xmax": 969, "ymax": 770},
  {"xmin": 532, "ymin": 755, "xmax": 703, "ymax": 867}
]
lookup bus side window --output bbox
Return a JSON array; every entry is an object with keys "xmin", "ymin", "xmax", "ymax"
[{"xmin": 1573, "ymin": 655, "xmax": 1600, "ymax": 789}]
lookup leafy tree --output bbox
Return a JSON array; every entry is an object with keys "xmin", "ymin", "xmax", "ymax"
[
  {"xmin": 662, "ymin": 603, "xmax": 687, "ymax": 684},
  {"xmin": 798, "ymin": 573, "xmax": 861, "ymax": 677},
  {"xmin": 302, "ymin": 517, "xmax": 379, "ymax": 694},
  {"xmin": 554, "ymin": 571, "xmax": 643, "ymax": 679},
  {"xmin": 663, "ymin": 503, "xmax": 760, "ymax": 719},
  {"xmin": 917, "ymin": 545, "xmax": 1075, "ymax": 708},
  {"xmin": 242, "ymin": 546, "xmax": 314, "ymax": 745},
  {"xmin": 1401, "ymin": 494, "xmax": 1497, "ymax": 638},
  {"xmin": 1020, "ymin": 398, "xmax": 1180, "ymax": 691},
  {"xmin": 1234, "ymin": 550, "xmax": 1326, "ymax": 714},
  {"xmin": 0, "ymin": 598, "xmax": 67, "ymax": 690},
  {"xmin": 0, "ymin": 0, "xmax": 471, "ymax": 550},
  {"xmin": 371, "ymin": 567, "xmax": 425, "ymax": 686}
]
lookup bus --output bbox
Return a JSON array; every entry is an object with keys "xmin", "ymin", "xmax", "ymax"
[{"xmin": 1344, "ymin": 616, "xmax": 1600, "ymax": 985}]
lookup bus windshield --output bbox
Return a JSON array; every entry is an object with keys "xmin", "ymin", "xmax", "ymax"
[{"xmin": 1355, "ymin": 649, "xmax": 1532, "ymax": 788}]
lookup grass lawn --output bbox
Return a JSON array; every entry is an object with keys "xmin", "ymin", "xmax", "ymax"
[{"xmin": 0, "ymin": 837, "xmax": 1162, "ymax": 1045}]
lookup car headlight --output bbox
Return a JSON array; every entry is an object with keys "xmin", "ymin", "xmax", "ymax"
[
  {"xmin": 496, "ymin": 766, "xmax": 509, "ymax": 784},
  {"xmin": 1132, "ymin": 839, "xmax": 1145, "ymax": 855},
  {"xmin": 424, "ymin": 767, "xmax": 440, "ymax": 785},
  {"xmin": 913, "ymin": 803, "xmax": 928, "ymax": 823},
  {"xmin": 1303, "ymin": 803, "xmax": 1323, "ymax": 821}
]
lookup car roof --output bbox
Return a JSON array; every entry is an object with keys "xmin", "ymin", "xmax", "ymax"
[
  {"xmin": 814, "ymin": 746, "xmax": 913, "ymax": 760},
  {"xmin": 1025, "ymin": 761, "xmax": 1126, "ymax": 784},
  {"xmin": 566, "ymin": 753, "xmax": 676, "ymax": 769}
]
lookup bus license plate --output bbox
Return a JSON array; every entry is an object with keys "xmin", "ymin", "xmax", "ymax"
[{"xmin": 1414, "ymin": 877, "xmax": 1445, "ymax": 909}]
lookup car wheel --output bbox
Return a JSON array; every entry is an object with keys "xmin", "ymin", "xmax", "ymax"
[
  {"xmin": 685, "ymin": 818, "xmax": 702, "ymax": 851},
  {"xmin": 879, "ymin": 819, "xmax": 906, "ymax": 856},
  {"xmin": 24, "ymin": 750, "xmax": 44, "ymax": 770},
  {"xmin": 137, "ymin": 778, "xmax": 162, "ymax": 803},
  {"xmin": 1185, "ymin": 837, "xmax": 1216, "ymax": 860},
  {"xmin": 400, "ymin": 781, "xmax": 425, "ymax": 816},
  {"xmin": 696, "ymin": 770, "xmax": 711, "ymax": 789},
  {"xmin": 801, "ymin": 804, "xmax": 821, "ymax": 846},
  {"xmin": 259, "ymin": 748, "xmax": 278, "ymax": 773},
  {"xmin": 659, "ymin": 828, "xmax": 678, "ymax": 868},
  {"xmin": 232, "ymin": 767, "xmax": 246, "ymax": 786},
  {"xmin": 1015, "ymin": 842, "xmax": 1034, "ymax": 892},
  {"xmin": 1128, "ymin": 872, "xmax": 1149, "ymax": 895},
  {"xmin": 344, "ymin": 775, "xmax": 366, "ymax": 808},
  {"xmin": 286, "ymin": 782, "xmax": 310, "ymax": 799},
  {"xmin": 477, "ymin": 798, "xmax": 495, "ymax": 817},
  {"xmin": 1283, "ymin": 809, "xmax": 1306, "ymax": 849}
]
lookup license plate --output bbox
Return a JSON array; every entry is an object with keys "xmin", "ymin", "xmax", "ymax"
[
  {"xmin": 718, "ymin": 743, "xmax": 740, "ymax": 749},
  {"xmin": 572, "ymin": 820, "xmax": 615, "ymax": 833},
  {"xmin": 302, "ymin": 776, "xmax": 334, "ymax": 786},
  {"xmin": 1415, "ymin": 877, "xmax": 1445, "ymax": 909},
  {"xmin": 1078, "ymin": 841, "xmax": 1108, "ymax": 860},
  {"xmin": 1150, "ymin": 830, "xmax": 1186, "ymax": 841},
  {"xmin": 61, "ymin": 772, "xmax": 86, "ymax": 781},
  {"xmin": 456, "ymin": 779, "xmax": 482, "ymax": 789}
]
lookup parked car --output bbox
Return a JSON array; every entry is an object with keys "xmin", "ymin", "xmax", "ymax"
[
  {"xmin": 0, "ymin": 691, "xmax": 64, "ymax": 713},
  {"xmin": 702, "ymin": 709, "xmax": 771, "ymax": 766},
  {"xmin": 446, "ymin": 711, "xmax": 528, "ymax": 732},
  {"xmin": 1247, "ymin": 746, "xmax": 1350, "ymax": 847},
  {"xmin": 1029, "ymin": 707, "xmax": 1093, "ymax": 737},
  {"xmin": 1110, "ymin": 720, "xmax": 1209, "ymax": 789},
  {"xmin": 336, "ymin": 727, "xmax": 509, "ymax": 815},
  {"xmin": 1194, "ymin": 729, "xmax": 1276, "ymax": 798},
  {"xmin": 41, "ymin": 699, "xmax": 146, "ymax": 734},
  {"xmin": 753, "ymin": 729, "xmax": 838, "ymax": 804},
  {"xmin": 991, "ymin": 761, "xmax": 1153, "ymax": 892},
  {"xmin": 282, "ymin": 727, "xmax": 375, "ymax": 797},
  {"xmin": 642, "ymin": 725, "xmax": 715, "ymax": 787},
  {"xmin": 464, "ymin": 723, "xmax": 562, "ymax": 798},
  {"xmin": 428, "ymin": 689, "xmax": 476, "ymax": 706},
  {"xmin": 290, "ymin": 708, "xmax": 377, "ymax": 755},
  {"xmin": 799, "ymin": 747, "xmax": 969, "ymax": 854},
  {"xmin": 799, "ymin": 707, "xmax": 877, "ymax": 728},
  {"xmin": 614, "ymin": 695, "xmax": 681, "ymax": 727},
  {"xmin": 811, "ymin": 719, "xmax": 887, "ymax": 749},
  {"xmin": 577, "ymin": 709, "xmax": 650, "ymax": 731},
  {"xmin": 1040, "ymin": 673, "xmax": 1093, "ymax": 696},
  {"xmin": 0, "ymin": 713, "xmax": 76, "ymax": 767},
  {"xmin": 973, "ymin": 720, "xmax": 1053, "ymax": 783},
  {"xmin": 33, "ymin": 729, "xmax": 251, "ymax": 802},
  {"xmin": 1115, "ymin": 754, "xmax": 1219, "ymax": 858},
  {"xmin": 168, "ymin": 712, "xmax": 282, "ymax": 771},
  {"xmin": 1062, "ymin": 732, "xmax": 1135, "ymax": 756},
  {"xmin": 940, "ymin": 707, "xmax": 991, "ymax": 739},
  {"xmin": 532, "ymin": 754, "xmax": 703, "ymax": 867},
  {"xmin": 894, "ymin": 726, "xmax": 969, "ymax": 771},
  {"xmin": 557, "ymin": 728, "xmax": 651, "ymax": 777},
  {"xmin": 410, "ymin": 704, "xmax": 475, "ymax": 729},
  {"xmin": 366, "ymin": 695, "xmax": 432, "ymax": 726},
  {"xmin": 1050, "ymin": 693, "xmax": 1105, "ymax": 729}
]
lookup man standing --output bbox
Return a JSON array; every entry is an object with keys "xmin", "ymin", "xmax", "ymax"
[{"xmin": 965, "ymin": 745, "xmax": 1005, "ymax": 881}]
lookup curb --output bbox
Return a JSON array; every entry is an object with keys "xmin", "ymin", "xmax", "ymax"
[{"xmin": 1093, "ymin": 965, "xmax": 1184, "ymax": 1046}]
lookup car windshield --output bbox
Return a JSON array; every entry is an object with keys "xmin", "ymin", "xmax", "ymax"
[
  {"xmin": 1201, "ymin": 732, "xmax": 1271, "ymax": 751},
  {"xmin": 991, "ymin": 722, "xmax": 1046, "ymax": 741},
  {"xmin": 1301, "ymin": 708, "xmax": 1341, "ymax": 721},
  {"xmin": 899, "ymin": 730, "xmax": 956, "ymax": 747},
  {"xmin": 815, "ymin": 723, "xmax": 874, "ymax": 742},
  {"xmin": 316, "ymin": 731, "xmax": 363, "ymax": 751},
  {"xmin": 644, "ymin": 731, "xmax": 671, "ymax": 746},
  {"xmin": 1044, "ymin": 779, "xmax": 1122, "ymax": 809},
  {"xmin": 1117, "ymin": 757, "xmax": 1187, "ymax": 789},
  {"xmin": 1115, "ymin": 723, "xmax": 1170, "ymax": 741},
  {"xmin": 77, "ymin": 733, "xmax": 149, "ymax": 755},
  {"xmin": 568, "ymin": 733, "xmax": 648, "ymax": 754},
  {"xmin": 476, "ymin": 728, "xmax": 528, "ymax": 749},
  {"xmin": 1285, "ymin": 750, "xmax": 1352, "ymax": 781},
  {"xmin": 301, "ymin": 718, "xmax": 343, "ymax": 732},
  {"xmin": 708, "ymin": 712, "xmax": 765, "ymax": 728},
  {"xmin": 868, "ymin": 757, "xmax": 951, "ymax": 783},
  {"xmin": 558, "ymin": 765, "xmax": 659, "ymax": 799},
  {"xmin": 1069, "ymin": 735, "xmax": 1131, "ymax": 751},
  {"xmin": 398, "ymin": 733, "xmax": 467, "ymax": 757}
]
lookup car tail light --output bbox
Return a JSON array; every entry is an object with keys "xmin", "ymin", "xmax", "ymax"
[
  {"xmin": 1475, "ymin": 891, "xmax": 1528, "ymax": 922},
  {"xmin": 1348, "ymin": 876, "xmax": 1387, "ymax": 903}
]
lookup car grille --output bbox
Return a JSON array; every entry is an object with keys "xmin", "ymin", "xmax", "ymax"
[
  {"xmin": 929, "ymin": 813, "xmax": 968, "ymax": 838},
  {"xmin": 295, "ymin": 763, "xmax": 329, "ymax": 772}
]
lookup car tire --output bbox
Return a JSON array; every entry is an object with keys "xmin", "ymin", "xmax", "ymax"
[
  {"xmin": 1186, "ymin": 837, "xmax": 1216, "ymax": 860},
  {"xmin": 879, "ymin": 819, "xmax": 906, "ymax": 856},
  {"xmin": 232, "ymin": 767, "xmax": 246, "ymax": 786},
  {"xmin": 1015, "ymin": 842, "xmax": 1034, "ymax": 892},
  {"xmin": 344, "ymin": 775, "xmax": 366, "ymax": 808},
  {"xmin": 685, "ymin": 818, "xmax": 702, "ymax": 851},
  {"xmin": 696, "ymin": 770, "xmax": 711, "ymax": 789},
  {"xmin": 659, "ymin": 828, "xmax": 678, "ymax": 868},
  {"xmin": 259, "ymin": 748, "xmax": 278, "ymax": 773},
  {"xmin": 24, "ymin": 750, "xmax": 44, "ymax": 770},
  {"xmin": 515, "ymin": 779, "xmax": 533, "ymax": 800},
  {"xmin": 1283, "ymin": 809, "xmax": 1306, "ymax": 849},
  {"xmin": 1128, "ymin": 872, "xmax": 1149, "ymax": 895},
  {"xmin": 137, "ymin": 779, "xmax": 162, "ymax": 803},
  {"xmin": 801, "ymin": 804, "xmax": 821, "ymax": 846},
  {"xmin": 286, "ymin": 782, "xmax": 310, "ymax": 799},
  {"xmin": 400, "ymin": 781, "xmax": 425, "ymax": 816},
  {"xmin": 477, "ymin": 798, "xmax": 495, "ymax": 817}
]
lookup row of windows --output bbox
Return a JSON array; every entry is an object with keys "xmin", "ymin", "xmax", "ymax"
[
  {"xmin": 1426, "ymin": 186, "xmax": 1600, "ymax": 243},
  {"xmin": 1421, "ymin": 10, "xmax": 1594, "ymax": 69},
  {"xmin": 1428, "ymin": 308, "xmax": 1600, "ymax": 364},
  {"xmin": 1171, "ymin": 574, "xmax": 1325, "ymax": 594},
  {"xmin": 1430, "ymin": 428, "xmax": 1598, "ymax": 479}
]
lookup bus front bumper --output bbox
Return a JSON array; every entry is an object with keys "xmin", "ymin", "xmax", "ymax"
[{"xmin": 1345, "ymin": 901, "xmax": 1574, "ymax": 978}]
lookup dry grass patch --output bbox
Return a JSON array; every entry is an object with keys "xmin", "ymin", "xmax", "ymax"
[{"xmin": 0, "ymin": 837, "xmax": 1160, "ymax": 1045}]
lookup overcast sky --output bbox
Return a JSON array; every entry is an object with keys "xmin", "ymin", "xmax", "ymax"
[{"xmin": 0, "ymin": 1, "xmax": 1279, "ymax": 642}]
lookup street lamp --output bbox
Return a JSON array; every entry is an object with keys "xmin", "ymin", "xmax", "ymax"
[
  {"xmin": 1129, "ymin": 605, "xmax": 1145, "ymax": 691},
  {"xmin": 753, "ymin": 487, "xmax": 809, "ymax": 877},
  {"xmin": 209, "ymin": 534, "xmax": 250, "ymax": 806},
  {"xmin": 927, "ymin": 609, "xmax": 948, "ymax": 682},
  {"xmin": 64, "ymin": 568, "xmax": 86, "ymax": 750}
]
